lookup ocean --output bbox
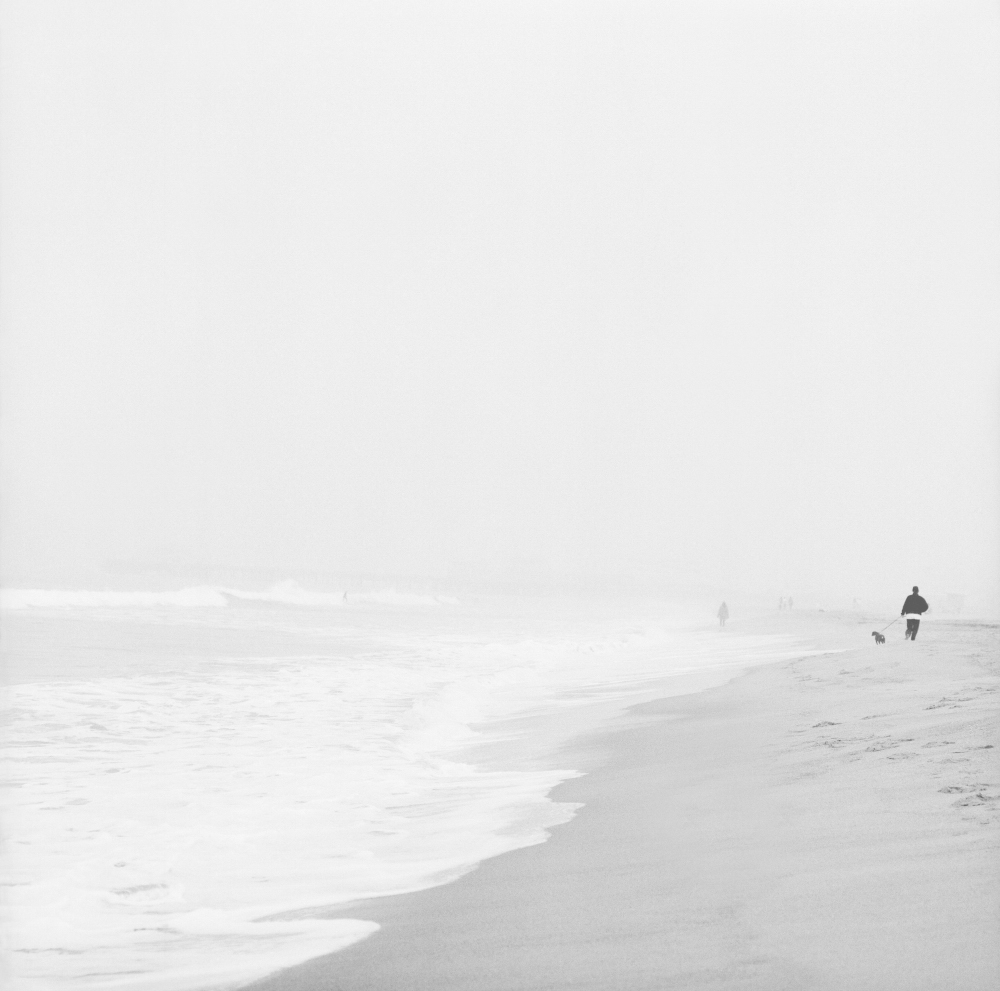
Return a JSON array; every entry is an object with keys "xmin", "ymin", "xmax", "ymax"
[{"xmin": 0, "ymin": 585, "xmax": 815, "ymax": 989}]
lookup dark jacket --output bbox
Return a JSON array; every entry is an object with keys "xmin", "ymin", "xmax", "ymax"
[{"xmin": 901, "ymin": 593, "xmax": 928, "ymax": 615}]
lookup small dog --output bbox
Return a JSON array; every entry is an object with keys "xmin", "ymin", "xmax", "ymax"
[{"xmin": 871, "ymin": 631, "xmax": 886, "ymax": 645}]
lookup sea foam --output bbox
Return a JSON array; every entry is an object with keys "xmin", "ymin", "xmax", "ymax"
[{"xmin": 0, "ymin": 591, "xmax": 807, "ymax": 990}]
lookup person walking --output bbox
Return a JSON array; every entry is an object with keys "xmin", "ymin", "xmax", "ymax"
[
  {"xmin": 717, "ymin": 602, "xmax": 729, "ymax": 627},
  {"xmin": 901, "ymin": 586, "xmax": 929, "ymax": 640}
]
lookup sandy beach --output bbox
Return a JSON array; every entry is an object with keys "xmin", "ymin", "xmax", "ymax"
[{"xmin": 248, "ymin": 617, "xmax": 1000, "ymax": 991}]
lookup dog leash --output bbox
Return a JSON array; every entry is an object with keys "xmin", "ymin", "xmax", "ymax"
[{"xmin": 879, "ymin": 616, "xmax": 902, "ymax": 634}]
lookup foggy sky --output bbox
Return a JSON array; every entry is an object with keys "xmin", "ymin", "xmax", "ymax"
[{"xmin": 2, "ymin": 2, "xmax": 998, "ymax": 609}]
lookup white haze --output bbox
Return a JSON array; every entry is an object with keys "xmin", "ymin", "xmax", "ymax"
[{"xmin": 1, "ymin": 1, "xmax": 998, "ymax": 612}]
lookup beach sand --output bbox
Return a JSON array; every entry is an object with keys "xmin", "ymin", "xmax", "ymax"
[{"xmin": 248, "ymin": 619, "xmax": 1000, "ymax": 991}]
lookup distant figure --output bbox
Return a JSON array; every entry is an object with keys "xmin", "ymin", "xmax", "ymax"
[
  {"xmin": 901, "ymin": 586, "xmax": 929, "ymax": 640},
  {"xmin": 717, "ymin": 602, "xmax": 729, "ymax": 627},
  {"xmin": 778, "ymin": 597, "xmax": 785, "ymax": 610},
  {"xmin": 787, "ymin": 596, "xmax": 793, "ymax": 609}
]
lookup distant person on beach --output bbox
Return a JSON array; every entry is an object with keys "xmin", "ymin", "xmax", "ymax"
[
  {"xmin": 778, "ymin": 597, "xmax": 784, "ymax": 610},
  {"xmin": 901, "ymin": 586, "xmax": 929, "ymax": 640},
  {"xmin": 787, "ymin": 596, "xmax": 793, "ymax": 609},
  {"xmin": 717, "ymin": 602, "xmax": 729, "ymax": 627}
]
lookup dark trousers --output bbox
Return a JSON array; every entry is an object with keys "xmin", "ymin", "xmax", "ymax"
[{"xmin": 906, "ymin": 618, "xmax": 920, "ymax": 640}]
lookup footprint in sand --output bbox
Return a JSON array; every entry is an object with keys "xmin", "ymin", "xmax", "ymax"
[
  {"xmin": 939, "ymin": 783, "xmax": 998, "ymax": 811},
  {"xmin": 866, "ymin": 740, "xmax": 899, "ymax": 751},
  {"xmin": 865, "ymin": 737, "xmax": 914, "ymax": 752},
  {"xmin": 952, "ymin": 793, "xmax": 999, "ymax": 808}
]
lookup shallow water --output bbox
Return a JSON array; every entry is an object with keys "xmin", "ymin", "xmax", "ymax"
[{"xmin": 0, "ymin": 589, "xmax": 816, "ymax": 989}]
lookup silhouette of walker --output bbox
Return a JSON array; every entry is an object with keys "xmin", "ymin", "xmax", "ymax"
[
  {"xmin": 717, "ymin": 602, "xmax": 729, "ymax": 627},
  {"xmin": 901, "ymin": 586, "xmax": 929, "ymax": 640}
]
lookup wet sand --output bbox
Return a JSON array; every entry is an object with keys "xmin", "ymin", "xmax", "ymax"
[{"xmin": 248, "ymin": 619, "xmax": 1000, "ymax": 991}]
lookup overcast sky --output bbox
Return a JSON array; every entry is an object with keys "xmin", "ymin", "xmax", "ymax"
[{"xmin": 1, "ymin": 2, "xmax": 998, "ymax": 608}]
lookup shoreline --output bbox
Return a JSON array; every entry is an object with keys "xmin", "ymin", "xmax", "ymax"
[{"xmin": 246, "ymin": 619, "xmax": 1000, "ymax": 991}]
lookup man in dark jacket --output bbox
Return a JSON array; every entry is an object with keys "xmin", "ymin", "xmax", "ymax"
[{"xmin": 901, "ymin": 586, "xmax": 929, "ymax": 640}]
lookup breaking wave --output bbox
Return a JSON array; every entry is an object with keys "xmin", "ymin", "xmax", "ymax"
[{"xmin": 0, "ymin": 581, "xmax": 457, "ymax": 612}]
